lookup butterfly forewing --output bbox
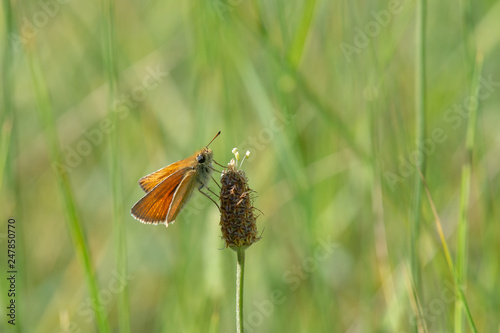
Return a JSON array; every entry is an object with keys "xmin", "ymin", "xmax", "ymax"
[
  {"xmin": 131, "ymin": 167, "xmax": 191, "ymax": 224},
  {"xmin": 139, "ymin": 157, "xmax": 194, "ymax": 193}
]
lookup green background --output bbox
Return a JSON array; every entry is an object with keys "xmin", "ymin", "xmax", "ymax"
[{"xmin": 1, "ymin": 0, "xmax": 500, "ymax": 332}]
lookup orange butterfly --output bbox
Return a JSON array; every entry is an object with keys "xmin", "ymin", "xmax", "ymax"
[{"xmin": 131, "ymin": 132, "xmax": 220, "ymax": 226}]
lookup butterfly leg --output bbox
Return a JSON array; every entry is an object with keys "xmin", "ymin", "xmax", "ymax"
[
  {"xmin": 206, "ymin": 186, "xmax": 220, "ymax": 197},
  {"xmin": 199, "ymin": 187, "xmax": 220, "ymax": 211},
  {"xmin": 209, "ymin": 166, "xmax": 223, "ymax": 173},
  {"xmin": 211, "ymin": 175, "xmax": 222, "ymax": 189},
  {"xmin": 213, "ymin": 159, "xmax": 226, "ymax": 168}
]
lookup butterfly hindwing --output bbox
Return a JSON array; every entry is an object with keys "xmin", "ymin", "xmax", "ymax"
[{"xmin": 167, "ymin": 171, "xmax": 198, "ymax": 223}]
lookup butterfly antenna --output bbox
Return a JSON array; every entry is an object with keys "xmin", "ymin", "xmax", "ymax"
[{"xmin": 206, "ymin": 131, "xmax": 221, "ymax": 148}]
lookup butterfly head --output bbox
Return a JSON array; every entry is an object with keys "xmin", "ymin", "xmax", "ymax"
[
  {"xmin": 196, "ymin": 148, "xmax": 213, "ymax": 166},
  {"xmin": 195, "ymin": 148, "xmax": 213, "ymax": 188}
]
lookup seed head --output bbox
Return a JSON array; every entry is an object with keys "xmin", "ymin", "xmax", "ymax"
[{"xmin": 219, "ymin": 157, "xmax": 260, "ymax": 250}]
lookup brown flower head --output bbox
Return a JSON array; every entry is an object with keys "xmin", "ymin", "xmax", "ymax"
[{"xmin": 219, "ymin": 150, "xmax": 260, "ymax": 250}]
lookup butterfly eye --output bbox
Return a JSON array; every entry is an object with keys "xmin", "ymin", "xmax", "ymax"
[{"xmin": 197, "ymin": 154, "xmax": 205, "ymax": 163}]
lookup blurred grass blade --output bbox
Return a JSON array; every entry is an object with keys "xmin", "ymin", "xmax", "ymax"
[
  {"xmin": 288, "ymin": 0, "xmax": 317, "ymax": 68},
  {"xmin": 27, "ymin": 50, "xmax": 110, "ymax": 333},
  {"xmin": 0, "ymin": 120, "xmax": 12, "ymax": 190},
  {"xmin": 411, "ymin": 0, "xmax": 426, "ymax": 309},
  {"xmin": 406, "ymin": 265, "xmax": 428, "ymax": 333},
  {"xmin": 101, "ymin": 0, "xmax": 131, "ymax": 331},
  {"xmin": 455, "ymin": 52, "xmax": 483, "ymax": 332},
  {"xmin": 418, "ymin": 170, "xmax": 478, "ymax": 333},
  {"xmin": 1, "ymin": 0, "xmax": 15, "ymax": 192}
]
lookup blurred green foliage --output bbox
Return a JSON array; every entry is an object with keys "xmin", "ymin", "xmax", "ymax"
[{"xmin": 1, "ymin": 0, "xmax": 500, "ymax": 332}]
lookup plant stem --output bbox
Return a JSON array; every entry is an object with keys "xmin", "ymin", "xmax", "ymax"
[{"xmin": 236, "ymin": 247, "xmax": 246, "ymax": 333}]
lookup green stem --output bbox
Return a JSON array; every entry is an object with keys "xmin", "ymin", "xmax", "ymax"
[{"xmin": 236, "ymin": 248, "xmax": 246, "ymax": 333}]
